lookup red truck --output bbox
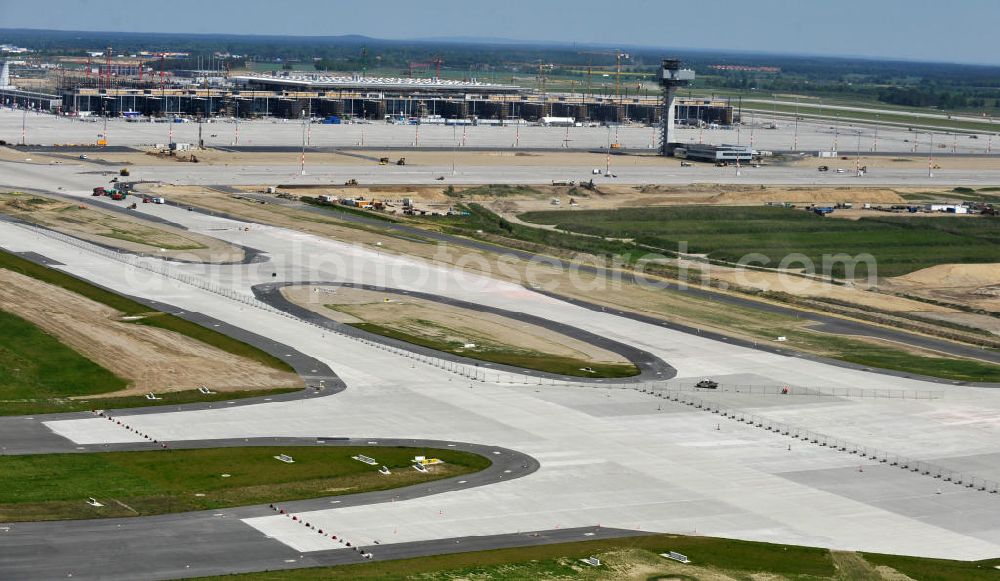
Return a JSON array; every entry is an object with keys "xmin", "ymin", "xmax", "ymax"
[{"xmin": 92, "ymin": 187, "xmax": 105, "ymax": 196}]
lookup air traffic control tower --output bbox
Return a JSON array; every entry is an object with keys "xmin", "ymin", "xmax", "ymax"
[{"xmin": 659, "ymin": 59, "xmax": 695, "ymax": 155}]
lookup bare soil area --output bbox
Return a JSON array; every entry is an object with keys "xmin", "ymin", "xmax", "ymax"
[
  {"xmin": 0, "ymin": 191, "xmax": 245, "ymax": 263},
  {"xmin": 488, "ymin": 184, "xmax": 910, "ymax": 215},
  {"xmin": 884, "ymin": 263, "xmax": 1000, "ymax": 314},
  {"xmin": 282, "ymin": 284, "xmax": 629, "ymax": 364},
  {"xmin": 152, "ymin": 185, "xmax": 999, "ymax": 352},
  {"xmin": 787, "ymin": 154, "xmax": 1000, "ymax": 171},
  {"xmin": 0, "ymin": 269, "xmax": 301, "ymax": 396}
]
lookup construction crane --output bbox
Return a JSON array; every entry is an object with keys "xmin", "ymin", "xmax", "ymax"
[
  {"xmin": 536, "ymin": 61, "xmax": 548, "ymax": 92},
  {"xmin": 579, "ymin": 49, "xmax": 630, "ymax": 105},
  {"xmin": 406, "ymin": 61, "xmax": 430, "ymax": 78},
  {"xmin": 431, "ymin": 55, "xmax": 444, "ymax": 80}
]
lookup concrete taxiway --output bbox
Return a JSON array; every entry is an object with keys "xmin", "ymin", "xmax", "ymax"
[{"xmin": 1, "ymin": 131, "xmax": 1000, "ymax": 578}]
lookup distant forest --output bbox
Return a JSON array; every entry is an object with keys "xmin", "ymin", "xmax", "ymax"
[{"xmin": 4, "ymin": 28, "xmax": 999, "ymax": 111}]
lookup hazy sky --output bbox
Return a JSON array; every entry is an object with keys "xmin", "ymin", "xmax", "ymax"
[{"xmin": 3, "ymin": 0, "xmax": 996, "ymax": 65}]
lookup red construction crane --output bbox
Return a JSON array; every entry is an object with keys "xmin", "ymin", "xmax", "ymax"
[
  {"xmin": 431, "ymin": 56, "xmax": 444, "ymax": 80},
  {"xmin": 407, "ymin": 61, "xmax": 430, "ymax": 78}
]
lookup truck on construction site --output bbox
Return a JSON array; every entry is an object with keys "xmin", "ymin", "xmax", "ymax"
[{"xmin": 92, "ymin": 187, "xmax": 106, "ymax": 196}]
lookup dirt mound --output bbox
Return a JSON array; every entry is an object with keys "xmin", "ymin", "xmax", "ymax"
[
  {"xmin": 711, "ymin": 187, "xmax": 905, "ymax": 205},
  {"xmin": 5, "ymin": 196, "xmax": 58, "ymax": 212},
  {"xmin": 893, "ymin": 263, "xmax": 1000, "ymax": 288}
]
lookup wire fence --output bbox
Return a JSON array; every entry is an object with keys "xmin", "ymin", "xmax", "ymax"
[
  {"xmin": 638, "ymin": 386, "xmax": 1000, "ymax": 496},
  {"xmin": 12, "ymin": 222, "xmax": 518, "ymax": 384},
  {"xmin": 12, "ymin": 221, "xmax": 949, "ymax": 402},
  {"xmin": 17, "ymin": 221, "xmax": 991, "ymax": 494}
]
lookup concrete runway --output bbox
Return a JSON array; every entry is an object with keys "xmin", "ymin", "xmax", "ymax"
[
  {"xmin": 3, "ymin": 194, "xmax": 1000, "ymax": 564},
  {"xmin": 4, "ymin": 107, "xmax": 1000, "ymax": 155},
  {"xmin": 2, "ymin": 127, "xmax": 1000, "ymax": 576}
]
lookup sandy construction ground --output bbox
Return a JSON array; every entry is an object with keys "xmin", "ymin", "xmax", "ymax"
[
  {"xmin": 489, "ymin": 184, "xmax": 910, "ymax": 214},
  {"xmin": 786, "ymin": 154, "xmax": 1000, "ymax": 172},
  {"xmin": 282, "ymin": 284, "xmax": 629, "ymax": 364},
  {"xmin": 154, "ymin": 185, "xmax": 1000, "ymax": 341},
  {"xmin": 885, "ymin": 263, "xmax": 1000, "ymax": 313},
  {"xmin": 0, "ymin": 269, "xmax": 301, "ymax": 396},
  {"xmin": 0, "ymin": 191, "xmax": 246, "ymax": 262}
]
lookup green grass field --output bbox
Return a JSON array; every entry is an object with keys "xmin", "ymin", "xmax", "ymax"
[
  {"xmin": 0, "ymin": 309, "xmax": 128, "ymax": 401},
  {"xmin": 0, "ymin": 446, "xmax": 489, "ymax": 522},
  {"xmin": 0, "ymin": 249, "xmax": 303, "ymax": 414},
  {"xmin": 401, "ymin": 204, "xmax": 1000, "ymax": 382},
  {"xmin": 518, "ymin": 205, "xmax": 1000, "ymax": 278},
  {"xmin": 350, "ymin": 322, "xmax": 639, "ymax": 378},
  {"xmin": 0, "ymin": 249, "xmax": 293, "ymax": 372},
  {"xmin": 194, "ymin": 533, "xmax": 1000, "ymax": 580}
]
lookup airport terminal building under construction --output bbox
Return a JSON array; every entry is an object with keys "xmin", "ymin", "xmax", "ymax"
[{"xmin": 47, "ymin": 72, "xmax": 733, "ymax": 126}]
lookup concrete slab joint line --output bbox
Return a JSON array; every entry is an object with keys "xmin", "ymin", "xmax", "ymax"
[{"xmin": 644, "ymin": 386, "xmax": 1000, "ymax": 495}]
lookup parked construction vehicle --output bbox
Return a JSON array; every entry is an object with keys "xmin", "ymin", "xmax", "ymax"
[
  {"xmin": 119, "ymin": 168, "xmax": 130, "ymax": 177},
  {"xmin": 92, "ymin": 187, "xmax": 106, "ymax": 196},
  {"xmin": 378, "ymin": 157, "xmax": 389, "ymax": 165},
  {"xmin": 695, "ymin": 380, "xmax": 719, "ymax": 389},
  {"xmin": 396, "ymin": 158, "xmax": 406, "ymax": 166},
  {"xmin": 345, "ymin": 178, "xmax": 359, "ymax": 186}
]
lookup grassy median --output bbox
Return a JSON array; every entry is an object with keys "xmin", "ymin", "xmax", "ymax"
[
  {"xmin": 0, "ymin": 309, "xmax": 128, "ymax": 401},
  {"xmin": 0, "ymin": 248, "xmax": 293, "ymax": 373},
  {"xmin": 0, "ymin": 446, "xmax": 490, "ymax": 522},
  {"xmin": 351, "ymin": 322, "xmax": 639, "ymax": 378}
]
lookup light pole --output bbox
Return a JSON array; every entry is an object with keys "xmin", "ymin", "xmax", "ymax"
[
  {"xmin": 873, "ymin": 113, "xmax": 879, "ymax": 152},
  {"xmin": 793, "ymin": 96, "xmax": 799, "ymax": 150},
  {"xmin": 20, "ymin": 105, "xmax": 26, "ymax": 145},
  {"xmin": 605, "ymin": 125, "xmax": 612, "ymax": 175},
  {"xmin": 855, "ymin": 128, "xmax": 862, "ymax": 176},
  {"xmin": 833, "ymin": 112, "xmax": 839, "ymax": 152},
  {"xmin": 735, "ymin": 119, "xmax": 742, "ymax": 177},
  {"xmin": 300, "ymin": 110, "xmax": 307, "ymax": 176},
  {"xmin": 928, "ymin": 132, "xmax": 935, "ymax": 178}
]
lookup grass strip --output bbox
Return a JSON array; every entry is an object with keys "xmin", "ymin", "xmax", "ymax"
[
  {"xmin": 0, "ymin": 446, "xmax": 490, "ymax": 522},
  {"xmin": 0, "ymin": 248, "xmax": 294, "ymax": 373},
  {"xmin": 350, "ymin": 322, "xmax": 639, "ymax": 378},
  {"xmin": 0, "ymin": 309, "xmax": 128, "ymax": 401}
]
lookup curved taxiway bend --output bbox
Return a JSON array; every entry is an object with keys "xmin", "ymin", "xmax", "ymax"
[{"xmin": 2, "ymin": 157, "xmax": 1000, "ymax": 578}]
